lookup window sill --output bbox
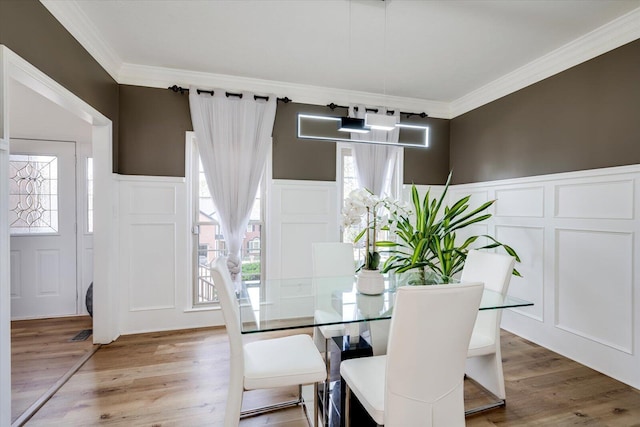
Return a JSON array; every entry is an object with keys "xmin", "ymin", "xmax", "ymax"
[{"xmin": 184, "ymin": 305, "xmax": 221, "ymax": 314}]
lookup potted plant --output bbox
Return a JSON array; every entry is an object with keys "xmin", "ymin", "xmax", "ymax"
[
  {"xmin": 378, "ymin": 172, "xmax": 520, "ymax": 283},
  {"xmin": 342, "ymin": 188, "xmax": 410, "ymax": 294}
]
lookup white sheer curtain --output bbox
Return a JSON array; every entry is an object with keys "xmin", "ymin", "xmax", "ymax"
[
  {"xmin": 189, "ymin": 88, "xmax": 276, "ymax": 281},
  {"xmin": 348, "ymin": 105, "xmax": 401, "ymax": 196}
]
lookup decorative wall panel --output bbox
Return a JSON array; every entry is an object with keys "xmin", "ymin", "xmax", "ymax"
[
  {"xmin": 129, "ymin": 223, "xmax": 176, "ymax": 311},
  {"xmin": 36, "ymin": 249, "xmax": 59, "ymax": 295},
  {"xmin": 281, "ymin": 222, "xmax": 328, "ymax": 278},
  {"xmin": 9, "ymin": 251, "xmax": 21, "ymax": 298},
  {"xmin": 556, "ymin": 229, "xmax": 633, "ymax": 353},
  {"xmin": 496, "ymin": 225, "xmax": 544, "ymax": 321},
  {"xmin": 268, "ymin": 180, "xmax": 338, "ymax": 280},
  {"xmin": 555, "ymin": 180, "xmax": 633, "ymax": 219},
  {"xmin": 281, "ymin": 188, "xmax": 331, "ymax": 215},
  {"xmin": 130, "ymin": 185, "xmax": 176, "ymax": 215},
  {"xmin": 454, "ymin": 165, "xmax": 640, "ymax": 389},
  {"xmin": 118, "ymin": 176, "xmax": 218, "ymax": 335},
  {"xmin": 495, "ymin": 187, "xmax": 544, "ymax": 218}
]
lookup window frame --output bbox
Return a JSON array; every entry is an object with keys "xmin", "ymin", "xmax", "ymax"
[
  {"xmin": 336, "ymin": 142, "xmax": 404, "ymax": 264},
  {"xmin": 186, "ymin": 132, "xmax": 266, "ymax": 307}
]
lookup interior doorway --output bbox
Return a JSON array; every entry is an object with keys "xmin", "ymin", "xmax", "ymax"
[
  {"xmin": 8, "ymin": 79, "xmax": 95, "ymax": 320},
  {"xmin": 1, "ymin": 45, "xmax": 117, "ymax": 426}
]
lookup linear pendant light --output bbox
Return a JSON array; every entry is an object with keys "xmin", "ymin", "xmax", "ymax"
[
  {"xmin": 339, "ymin": 117, "xmax": 370, "ymax": 133},
  {"xmin": 364, "ymin": 113, "xmax": 398, "ymax": 131}
]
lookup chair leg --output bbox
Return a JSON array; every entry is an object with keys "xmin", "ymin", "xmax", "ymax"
[
  {"xmin": 323, "ymin": 337, "xmax": 330, "ymax": 426},
  {"xmin": 344, "ymin": 383, "xmax": 351, "ymax": 427},
  {"xmin": 240, "ymin": 385, "xmax": 305, "ymax": 420},
  {"xmin": 314, "ymin": 383, "xmax": 319, "ymax": 427},
  {"xmin": 466, "ymin": 351, "xmax": 505, "ymax": 400},
  {"xmin": 225, "ymin": 364, "xmax": 244, "ymax": 427}
]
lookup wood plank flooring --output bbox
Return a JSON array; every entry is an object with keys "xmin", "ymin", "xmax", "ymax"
[
  {"xmin": 11, "ymin": 316, "xmax": 95, "ymax": 424},
  {"xmin": 22, "ymin": 326, "xmax": 640, "ymax": 426}
]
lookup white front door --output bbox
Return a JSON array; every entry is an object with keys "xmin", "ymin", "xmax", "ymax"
[{"xmin": 9, "ymin": 139, "xmax": 77, "ymax": 319}]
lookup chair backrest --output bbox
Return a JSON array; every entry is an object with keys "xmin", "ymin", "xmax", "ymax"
[
  {"xmin": 311, "ymin": 242, "xmax": 355, "ymax": 277},
  {"xmin": 312, "ymin": 242, "xmax": 356, "ymax": 304},
  {"xmin": 385, "ymin": 282, "xmax": 484, "ymax": 426},
  {"xmin": 460, "ymin": 249, "xmax": 516, "ymax": 340},
  {"xmin": 210, "ymin": 257, "xmax": 244, "ymax": 367},
  {"xmin": 460, "ymin": 249, "xmax": 515, "ymax": 294}
]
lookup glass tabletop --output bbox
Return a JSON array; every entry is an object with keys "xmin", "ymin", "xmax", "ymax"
[{"xmin": 238, "ymin": 274, "xmax": 533, "ymax": 334}]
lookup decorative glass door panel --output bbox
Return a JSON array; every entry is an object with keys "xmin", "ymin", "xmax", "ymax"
[{"xmin": 9, "ymin": 154, "xmax": 59, "ymax": 234}]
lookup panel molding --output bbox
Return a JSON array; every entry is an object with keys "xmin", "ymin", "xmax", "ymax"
[
  {"xmin": 555, "ymin": 179, "xmax": 634, "ymax": 219},
  {"xmin": 268, "ymin": 180, "xmax": 338, "ymax": 280},
  {"xmin": 495, "ymin": 225, "xmax": 544, "ymax": 322},
  {"xmin": 36, "ymin": 249, "xmax": 61, "ymax": 296},
  {"xmin": 495, "ymin": 186, "xmax": 545, "ymax": 218},
  {"xmin": 9, "ymin": 250, "xmax": 21, "ymax": 298},
  {"xmin": 554, "ymin": 228, "xmax": 633, "ymax": 354},
  {"xmin": 118, "ymin": 176, "xmax": 218, "ymax": 334},
  {"xmin": 456, "ymin": 164, "xmax": 640, "ymax": 389},
  {"xmin": 128, "ymin": 222, "xmax": 177, "ymax": 311}
]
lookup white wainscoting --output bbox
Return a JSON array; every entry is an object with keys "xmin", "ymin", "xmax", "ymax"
[
  {"xmin": 116, "ymin": 167, "xmax": 640, "ymax": 388},
  {"xmin": 449, "ymin": 165, "xmax": 640, "ymax": 389},
  {"xmin": 117, "ymin": 175, "xmax": 222, "ymax": 335},
  {"xmin": 266, "ymin": 180, "xmax": 339, "ymax": 280}
]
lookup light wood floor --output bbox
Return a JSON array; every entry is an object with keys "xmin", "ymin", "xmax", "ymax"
[
  {"xmin": 11, "ymin": 316, "xmax": 95, "ymax": 424},
  {"xmin": 21, "ymin": 326, "xmax": 640, "ymax": 426}
]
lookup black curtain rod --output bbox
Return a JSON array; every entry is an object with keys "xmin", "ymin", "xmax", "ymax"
[
  {"xmin": 326, "ymin": 102, "xmax": 428, "ymax": 119},
  {"xmin": 168, "ymin": 85, "xmax": 291, "ymax": 103}
]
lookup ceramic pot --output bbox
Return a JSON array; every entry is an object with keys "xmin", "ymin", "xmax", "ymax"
[{"xmin": 356, "ymin": 269, "xmax": 384, "ymax": 295}]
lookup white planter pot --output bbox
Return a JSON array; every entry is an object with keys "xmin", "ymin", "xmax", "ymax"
[{"xmin": 357, "ymin": 269, "xmax": 385, "ymax": 295}]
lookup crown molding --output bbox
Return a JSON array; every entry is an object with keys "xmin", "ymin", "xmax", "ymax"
[
  {"xmin": 40, "ymin": 0, "xmax": 122, "ymax": 82},
  {"xmin": 41, "ymin": 1, "xmax": 640, "ymax": 119},
  {"xmin": 450, "ymin": 6, "xmax": 640, "ymax": 118},
  {"xmin": 118, "ymin": 63, "xmax": 452, "ymax": 118}
]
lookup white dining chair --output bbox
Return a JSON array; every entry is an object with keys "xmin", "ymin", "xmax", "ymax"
[
  {"xmin": 340, "ymin": 282, "xmax": 484, "ymax": 426},
  {"xmin": 210, "ymin": 257, "xmax": 327, "ymax": 427},
  {"xmin": 311, "ymin": 242, "xmax": 356, "ymax": 354},
  {"xmin": 311, "ymin": 242, "xmax": 357, "ymax": 424},
  {"xmin": 460, "ymin": 249, "xmax": 516, "ymax": 410}
]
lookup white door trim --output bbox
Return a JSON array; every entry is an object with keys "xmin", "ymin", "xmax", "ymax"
[{"xmin": 0, "ymin": 45, "xmax": 119, "ymax": 427}]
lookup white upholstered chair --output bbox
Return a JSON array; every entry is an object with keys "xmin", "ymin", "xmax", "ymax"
[
  {"xmin": 340, "ymin": 282, "xmax": 484, "ymax": 426},
  {"xmin": 460, "ymin": 249, "xmax": 516, "ymax": 409},
  {"xmin": 311, "ymin": 242, "xmax": 356, "ymax": 353},
  {"xmin": 210, "ymin": 257, "xmax": 327, "ymax": 427}
]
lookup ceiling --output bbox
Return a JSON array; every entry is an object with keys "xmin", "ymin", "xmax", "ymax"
[
  {"xmin": 42, "ymin": 0, "xmax": 640, "ymax": 117},
  {"xmin": 10, "ymin": 79, "xmax": 91, "ymax": 143}
]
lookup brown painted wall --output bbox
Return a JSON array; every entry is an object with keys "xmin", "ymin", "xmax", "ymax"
[
  {"xmin": 272, "ymin": 102, "xmax": 340, "ymax": 181},
  {"xmin": 403, "ymin": 117, "xmax": 450, "ymax": 185},
  {"xmin": 450, "ymin": 39, "xmax": 640, "ymax": 184},
  {"xmin": 118, "ymin": 85, "xmax": 191, "ymax": 176},
  {"xmin": 0, "ymin": 0, "xmax": 120, "ymax": 171}
]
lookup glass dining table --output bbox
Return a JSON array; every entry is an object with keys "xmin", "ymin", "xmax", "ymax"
[
  {"xmin": 237, "ymin": 273, "xmax": 533, "ymax": 334},
  {"xmin": 235, "ymin": 273, "xmax": 533, "ymax": 426}
]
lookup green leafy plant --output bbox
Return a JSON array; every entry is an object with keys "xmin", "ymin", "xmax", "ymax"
[{"xmin": 377, "ymin": 172, "xmax": 521, "ymax": 280}]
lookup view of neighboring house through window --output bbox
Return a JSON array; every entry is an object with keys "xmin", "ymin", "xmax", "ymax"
[{"xmin": 192, "ymin": 144, "xmax": 263, "ymax": 305}]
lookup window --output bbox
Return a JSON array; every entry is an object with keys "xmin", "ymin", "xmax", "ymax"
[
  {"xmin": 9, "ymin": 154, "xmax": 59, "ymax": 234},
  {"xmin": 190, "ymin": 137, "xmax": 264, "ymax": 305},
  {"xmin": 338, "ymin": 144, "xmax": 403, "ymax": 267}
]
